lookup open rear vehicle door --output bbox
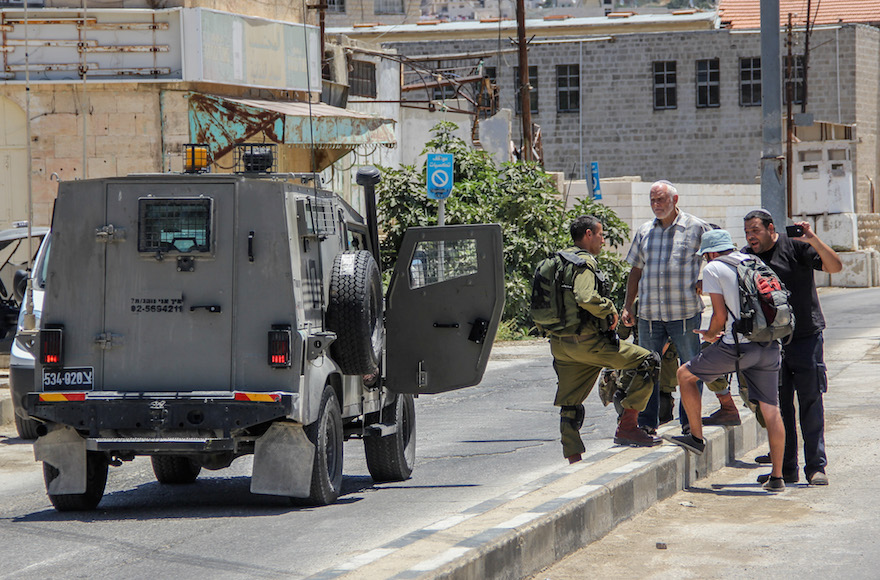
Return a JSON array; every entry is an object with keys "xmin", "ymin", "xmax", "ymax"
[{"xmin": 384, "ymin": 224, "xmax": 504, "ymax": 394}]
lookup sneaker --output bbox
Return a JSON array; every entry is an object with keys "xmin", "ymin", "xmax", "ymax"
[
  {"xmin": 754, "ymin": 454, "xmax": 772, "ymax": 464},
  {"xmin": 757, "ymin": 472, "xmax": 799, "ymax": 484},
  {"xmin": 762, "ymin": 476, "xmax": 786, "ymax": 492},
  {"xmin": 663, "ymin": 434, "xmax": 705, "ymax": 455},
  {"xmin": 807, "ymin": 471, "xmax": 829, "ymax": 486},
  {"xmin": 702, "ymin": 406, "xmax": 742, "ymax": 426},
  {"xmin": 639, "ymin": 425, "xmax": 658, "ymax": 436}
]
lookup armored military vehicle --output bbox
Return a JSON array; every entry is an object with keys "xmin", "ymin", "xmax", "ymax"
[{"xmin": 22, "ymin": 154, "xmax": 504, "ymax": 510}]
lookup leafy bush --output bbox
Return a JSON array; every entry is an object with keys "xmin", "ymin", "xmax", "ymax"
[{"xmin": 376, "ymin": 122, "xmax": 631, "ymax": 334}]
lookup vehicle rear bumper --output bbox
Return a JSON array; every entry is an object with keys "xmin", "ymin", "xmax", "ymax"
[{"xmin": 26, "ymin": 392, "xmax": 296, "ymax": 436}]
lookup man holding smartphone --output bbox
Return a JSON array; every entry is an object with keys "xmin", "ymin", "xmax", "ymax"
[{"xmin": 742, "ymin": 209, "xmax": 843, "ymax": 486}]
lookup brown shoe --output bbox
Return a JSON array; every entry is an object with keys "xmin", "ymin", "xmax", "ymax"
[
  {"xmin": 615, "ymin": 409, "xmax": 662, "ymax": 447},
  {"xmin": 567, "ymin": 454, "xmax": 583, "ymax": 464},
  {"xmin": 702, "ymin": 406, "xmax": 741, "ymax": 426}
]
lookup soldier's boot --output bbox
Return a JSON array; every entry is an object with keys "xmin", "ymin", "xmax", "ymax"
[
  {"xmin": 659, "ymin": 391, "xmax": 675, "ymax": 425},
  {"xmin": 702, "ymin": 392, "xmax": 742, "ymax": 426},
  {"xmin": 560, "ymin": 405, "xmax": 586, "ymax": 463},
  {"xmin": 614, "ymin": 408, "xmax": 662, "ymax": 447}
]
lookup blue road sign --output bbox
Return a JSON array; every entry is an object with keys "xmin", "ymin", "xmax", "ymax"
[
  {"xmin": 590, "ymin": 161, "xmax": 602, "ymax": 200},
  {"xmin": 427, "ymin": 153, "xmax": 454, "ymax": 200}
]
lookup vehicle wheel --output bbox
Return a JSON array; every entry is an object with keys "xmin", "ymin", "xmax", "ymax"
[
  {"xmin": 326, "ymin": 251, "xmax": 384, "ymax": 375},
  {"xmin": 364, "ymin": 393, "xmax": 416, "ymax": 483},
  {"xmin": 295, "ymin": 385, "xmax": 344, "ymax": 506},
  {"xmin": 14, "ymin": 413, "xmax": 40, "ymax": 440},
  {"xmin": 151, "ymin": 456, "xmax": 202, "ymax": 484},
  {"xmin": 43, "ymin": 451, "xmax": 109, "ymax": 511}
]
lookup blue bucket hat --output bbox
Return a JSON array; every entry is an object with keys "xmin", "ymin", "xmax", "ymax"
[{"xmin": 699, "ymin": 229, "xmax": 735, "ymax": 255}]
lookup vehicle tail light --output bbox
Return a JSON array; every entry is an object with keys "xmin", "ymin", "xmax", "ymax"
[
  {"xmin": 268, "ymin": 327, "xmax": 292, "ymax": 368},
  {"xmin": 40, "ymin": 327, "xmax": 63, "ymax": 366}
]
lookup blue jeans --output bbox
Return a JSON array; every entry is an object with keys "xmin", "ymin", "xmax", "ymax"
[{"xmin": 636, "ymin": 314, "xmax": 702, "ymax": 430}]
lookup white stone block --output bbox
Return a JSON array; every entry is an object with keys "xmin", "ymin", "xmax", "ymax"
[
  {"xmin": 812, "ymin": 213, "xmax": 858, "ymax": 251},
  {"xmin": 829, "ymin": 250, "xmax": 877, "ymax": 287}
]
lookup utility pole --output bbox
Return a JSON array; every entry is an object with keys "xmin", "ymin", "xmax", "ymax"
[
  {"xmin": 516, "ymin": 0, "xmax": 532, "ymax": 162},
  {"xmin": 760, "ymin": 0, "xmax": 786, "ymax": 222},
  {"xmin": 785, "ymin": 13, "xmax": 794, "ymax": 219},
  {"xmin": 802, "ymin": 0, "xmax": 812, "ymax": 113}
]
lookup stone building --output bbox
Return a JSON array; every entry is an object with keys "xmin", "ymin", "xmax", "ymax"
[
  {"xmin": 335, "ymin": 12, "xmax": 879, "ymax": 216},
  {"xmin": 0, "ymin": 1, "xmax": 399, "ymax": 228}
]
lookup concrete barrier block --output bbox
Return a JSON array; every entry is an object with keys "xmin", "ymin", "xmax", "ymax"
[
  {"xmin": 830, "ymin": 251, "xmax": 876, "ymax": 287},
  {"xmin": 813, "ymin": 212, "xmax": 859, "ymax": 251},
  {"xmin": 814, "ymin": 270, "xmax": 831, "ymax": 287}
]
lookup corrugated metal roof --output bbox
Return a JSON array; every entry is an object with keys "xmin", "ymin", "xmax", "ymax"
[{"xmin": 718, "ymin": 0, "xmax": 880, "ymax": 30}]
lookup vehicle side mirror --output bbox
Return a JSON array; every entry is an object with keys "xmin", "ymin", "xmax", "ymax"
[{"xmin": 13, "ymin": 269, "xmax": 27, "ymax": 303}]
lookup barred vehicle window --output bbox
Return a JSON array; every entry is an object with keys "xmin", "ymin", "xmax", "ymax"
[
  {"xmin": 409, "ymin": 239, "xmax": 478, "ymax": 289},
  {"xmin": 138, "ymin": 198, "xmax": 212, "ymax": 254}
]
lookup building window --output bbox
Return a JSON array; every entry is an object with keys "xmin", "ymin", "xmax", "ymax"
[
  {"xmin": 784, "ymin": 55, "xmax": 805, "ymax": 105},
  {"xmin": 515, "ymin": 66, "xmax": 538, "ymax": 115},
  {"xmin": 556, "ymin": 64, "xmax": 580, "ymax": 113},
  {"xmin": 375, "ymin": 0, "xmax": 404, "ymax": 14},
  {"xmin": 740, "ymin": 57, "xmax": 761, "ymax": 107},
  {"xmin": 653, "ymin": 61, "xmax": 677, "ymax": 110},
  {"xmin": 350, "ymin": 60, "xmax": 376, "ymax": 98},
  {"xmin": 327, "ymin": 0, "xmax": 345, "ymax": 13},
  {"xmin": 695, "ymin": 59, "xmax": 720, "ymax": 108}
]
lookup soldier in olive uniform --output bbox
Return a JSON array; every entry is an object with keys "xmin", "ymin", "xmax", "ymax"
[{"xmin": 544, "ymin": 216, "xmax": 662, "ymax": 464}]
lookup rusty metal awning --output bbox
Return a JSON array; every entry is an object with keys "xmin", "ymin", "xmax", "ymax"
[{"xmin": 187, "ymin": 93, "xmax": 396, "ymax": 159}]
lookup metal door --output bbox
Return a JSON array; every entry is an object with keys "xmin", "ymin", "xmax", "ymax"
[
  {"xmin": 385, "ymin": 224, "xmax": 504, "ymax": 394},
  {"xmin": 101, "ymin": 183, "xmax": 234, "ymax": 391}
]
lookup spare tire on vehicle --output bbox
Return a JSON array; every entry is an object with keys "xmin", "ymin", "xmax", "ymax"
[{"xmin": 326, "ymin": 251, "xmax": 384, "ymax": 376}]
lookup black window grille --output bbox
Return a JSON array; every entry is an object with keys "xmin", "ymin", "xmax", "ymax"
[
  {"xmin": 784, "ymin": 55, "xmax": 805, "ymax": 105},
  {"xmin": 740, "ymin": 57, "xmax": 761, "ymax": 107},
  {"xmin": 653, "ymin": 61, "xmax": 677, "ymax": 110},
  {"xmin": 695, "ymin": 59, "xmax": 720, "ymax": 108},
  {"xmin": 350, "ymin": 60, "xmax": 377, "ymax": 98},
  {"xmin": 556, "ymin": 64, "xmax": 580, "ymax": 113},
  {"xmin": 514, "ymin": 66, "xmax": 538, "ymax": 114}
]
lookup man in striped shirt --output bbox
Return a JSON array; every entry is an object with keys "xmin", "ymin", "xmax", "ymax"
[{"xmin": 621, "ymin": 181, "xmax": 722, "ymax": 435}]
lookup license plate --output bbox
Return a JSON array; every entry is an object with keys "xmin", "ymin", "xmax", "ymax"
[{"xmin": 42, "ymin": 367, "xmax": 94, "ymax": 390}]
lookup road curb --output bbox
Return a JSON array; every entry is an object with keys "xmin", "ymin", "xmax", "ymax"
[{"xmin": 421, "ymin": 415, "xmax": 767, "ymax": 580}]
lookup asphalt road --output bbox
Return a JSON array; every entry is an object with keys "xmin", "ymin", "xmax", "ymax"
[{"xmin": 0, "ymin": 337, "xmax": 624, "ymax": 579}]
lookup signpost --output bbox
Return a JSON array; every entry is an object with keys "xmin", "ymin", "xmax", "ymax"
[{"xmin": 427, "ymin": 153, "xmax": 454, "ymax": 226}]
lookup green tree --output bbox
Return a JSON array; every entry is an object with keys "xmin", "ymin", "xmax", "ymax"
[{"xmin": 376, "ymin": 122, "xmax": 631, "ymax": 334}]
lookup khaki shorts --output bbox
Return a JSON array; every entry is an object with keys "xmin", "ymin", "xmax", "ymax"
[{"xmin": 685, "ymin": 340, "xmax": 781, "ymax": 406}]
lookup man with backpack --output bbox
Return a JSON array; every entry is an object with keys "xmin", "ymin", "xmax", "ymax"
[
  {"xmin": 743, "ymin": 209, "xmax": 842, "ymax": 486},
  {"xmin": 532, "ymin": 215, "xmax": 662, "ymax": 464},
  {"xmin": 667, "ymin": 229, "xmax": 788, "ymax": 491}
]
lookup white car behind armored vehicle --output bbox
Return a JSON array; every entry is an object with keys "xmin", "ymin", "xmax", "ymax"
[{"xmin": 21, "ymin": 159, "xmax": 504, "ymax": 510}]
